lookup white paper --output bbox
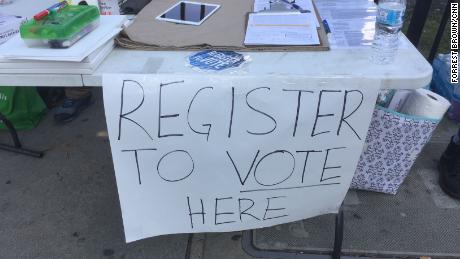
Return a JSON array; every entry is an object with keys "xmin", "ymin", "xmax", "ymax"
[
  {"xmin": 244, "ymin": 13, "xmax": 320, "ymax": 46},
  {"xmin": 315, "ymin": 0, "xmax": 375, "ymax": 11},
  {"xmin": 0, "ymin": 13, "xmax": 25, "ymax": 45},
  {"xmin": 324, "ymin": 18, "xmax": 376, "ymax": 49},
  {"xmin": 253, "ymin": 0, "xmax": 319, "ymax": 27},
  {"xmin": 99, "ymin": 0, "xmax": 121, "ymax": 15},
  {"xmin": 315, "ymin": 0, "xmax": 377, "ymax": 49},
  {"xmin": 253, "ymin": 0, "xmax": 271, "ymax": 12},
  {"xmin": 0, "ymin": 40, "xmax": 114, "ymax": 74},
  {"xmin": 102, "ymin": 74, "xmax": 379, "ymax": 242},
  {"xmin": 316, "ymin": 0, "xmax": 411, "ymax": 49},
  {"xmin": 0, "ymin": 15, "xmax": 125, "ymax": 62},
  {"xmin": 254, "ymin": 0, "xmax": 314, "ymax": 13}
]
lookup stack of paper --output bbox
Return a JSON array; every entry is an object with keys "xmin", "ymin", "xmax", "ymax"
[
  {"xmin": 314, "ymin": 0, "xmax": 377, "ymax": 49},
  {"xmin": 0, "ymin": 15, "xmax": 126, "ymax": 74},
  {"xmin": 245, "ymin": 0, "xmax": 321, "ymax": 46},
  {"xmin": 0, "ymin": 40, "xmax": 114, "ymax": 74},
  {"xmin": 244, "ymin": 12, "xmax": 320, "ymax": 46}
]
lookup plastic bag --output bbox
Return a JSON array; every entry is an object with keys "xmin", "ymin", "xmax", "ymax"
[{"xmin": 0, "ymin": 86, "xmax": 47, "ymax": 130}]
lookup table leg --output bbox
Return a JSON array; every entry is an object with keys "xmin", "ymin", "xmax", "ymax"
[
  {"xmin": 0, "ymin": 112, "xmax": 43, "ymax": 158},
  {"xmin": 241, "ymin": 203, "xmax": 345, "ymax": 259}
]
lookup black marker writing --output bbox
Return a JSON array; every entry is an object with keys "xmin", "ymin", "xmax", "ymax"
[
  {"xmin": 311, "ymin": 90, "xmax": 341, "ymax": 137},
  {"xmin": 158, "ymin": 80, "xmax": 185, "ymax": 138},
  {"xmin": 118, "ymin": 80, "xmax": 153, "ymax": 141},
  {"xmin": 337, "ymin": 90, "xmax": 364, "ymax": 140},
  {"xmin": 320, "ymin": 147, "xmax": 346, "ymax": 182},
  {"xmin": 157, "ymin": 150, "xmax": 194, "ymax": 182},
  {"xmin": 254, "ymin": 150, "xmax": 295, "ymax": 186},
  {"xmin": 226, "ymin": 150, "xmax": 260, "ymax": 186},
  {"xmin": 238, "ymin": 198, "xmax": 260, "ymax": 221},
  {"xmin": 228, "ymin": 87, "xmax": 235, "ymax": 138},
  {"xmin": 282, "ymin": 89, "xmax": 314, "ymax": 137},
  {"xmin": 296, "ymin": 150, "xmax": 322, "ymax": 183},
  {"xmin": 214, "ymin": 197, "xmax": 236, "ymax": 225},
  {"xmin": 187, "ymin": 86, "xmax": 213, "ymax": 141},
  {"xmin": 263, "ymin": 196, "xmax": 288, "ymax": 220},
  {"xmin": 187, "ymin": 196, "xmax": 205, "ymax": 228},
  {"xmin": 121, "ymin": 148, "xmax": 157, "ymax": 185},
  {"xmin": 246, "ymin": 87, "xmax": 277, "ymax": 135}
]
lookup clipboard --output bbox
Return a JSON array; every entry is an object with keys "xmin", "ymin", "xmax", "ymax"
[
  {"xmin": 243, "ymin": 1, "xmax": 329, "ymax": 51},
  {"xmin": 119, "ymin": 0, "xmax": 329, "ymax": 51}
]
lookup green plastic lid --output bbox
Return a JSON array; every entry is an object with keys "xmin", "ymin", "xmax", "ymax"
[{"xmin": 20, "ymin": 5, "xmax": 100, "ymax": 40}]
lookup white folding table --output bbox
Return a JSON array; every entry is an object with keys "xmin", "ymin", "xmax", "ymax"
[
  {"xmin": 0, "ymin": 3, "xmax": 433, "ymax": 256},
  {"xmin": 0, "ymin": 37, "xmax": 431, "ymax": 89}
]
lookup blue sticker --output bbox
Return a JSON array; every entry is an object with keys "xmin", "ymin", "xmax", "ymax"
[{"xmin": 189, "ymin": 50, "xmax": 245, "ymax": 71}]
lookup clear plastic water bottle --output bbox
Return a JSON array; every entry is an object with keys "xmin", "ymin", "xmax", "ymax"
[{"xmin": 371, "ymin": 0, "xmax": 406, "ymax": 64}]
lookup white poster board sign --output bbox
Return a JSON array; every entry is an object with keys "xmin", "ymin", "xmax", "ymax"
[{"xmin": 102, "ymin": 74, "xmax": 379, "ymax": 242}]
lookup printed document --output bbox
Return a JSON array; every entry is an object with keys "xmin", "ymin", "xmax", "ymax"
[
  {"xmin": 315, "ymin": 0, "xmax": 377, "ymax": 49},
  {"xmin": 253, "ymin": 0, "xmax": 319, "ymax": 27},
  {"xmin": 244, "ymin": 13, "xmax": 320, "ymax": 46}
]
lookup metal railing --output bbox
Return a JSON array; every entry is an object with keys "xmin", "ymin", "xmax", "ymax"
[
  {"xmin": 375, "ymin": 0, "xmax": 453, "ymax": 63},
  {"xmin": 406, "ymin": 0, "xmax": 453, "ymax": 63}
]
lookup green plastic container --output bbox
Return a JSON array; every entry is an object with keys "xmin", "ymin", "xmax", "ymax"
[{"xmin": 20, "ymin": 5, "xmax": 100, "ymax": 48}]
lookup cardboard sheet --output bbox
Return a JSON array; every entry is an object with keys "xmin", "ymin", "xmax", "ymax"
[{"xmin": 121, "ymin": 0, "xmax": 329, "ymax": 51}]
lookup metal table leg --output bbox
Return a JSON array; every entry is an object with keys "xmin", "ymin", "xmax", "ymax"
[
  {"xmin": 332, "ymin": 205, "xmax": 344, "ymax": 259},
  {"xmin": 241, "ymin": 204, "xmax": 344, "ymax": 259},
  {"xmin": 0, "ymin": 112, "xmax": 43, "ymax": 158}
]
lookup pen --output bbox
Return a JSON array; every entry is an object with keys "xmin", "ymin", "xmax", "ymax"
[
  {"xmin": 322, "ymin": 19, "xmax": 331, "ymax": 34},
  {"xmin": 33, "ymin": 1, "xmax": 68, "ymax": 21}
]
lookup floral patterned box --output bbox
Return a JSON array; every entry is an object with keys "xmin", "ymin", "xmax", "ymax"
[{"xmin": 351, "ymin": 106, "xmax": 440, "ymax": 194}]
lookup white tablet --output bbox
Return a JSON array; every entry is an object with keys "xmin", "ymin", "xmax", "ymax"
[{"xmin": 156, "ymin": 1, "xmax": 220, "ymax": 26}]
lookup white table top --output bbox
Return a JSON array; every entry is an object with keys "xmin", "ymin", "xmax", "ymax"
[
  {"xmin": 0, "ymin": 37, "xmax": 432, "ymax": 89},
  {"xmin": 0, "ymin": 0, "xmax": 432, "ymax": 89},
  {"xmin": 90, "ymin": 36, "xmax": 432, "ymax": 89}
]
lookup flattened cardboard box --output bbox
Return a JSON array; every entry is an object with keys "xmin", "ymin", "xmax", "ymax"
[{"xmin": 120, "ymin": 0, "xmax": 329, "ymax": 51}]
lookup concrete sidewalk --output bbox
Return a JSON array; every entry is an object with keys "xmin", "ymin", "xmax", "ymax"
[
  {"xmin": 0, "ymin": 89, "xmax": 188, "ymax": 259},
  {"xmin": 1, "ymin": 88, "xmax": 459, "ymax": 258},
  {"xmin": 188, "ymin": 118, "xmax": 460, "ymax": 259}
]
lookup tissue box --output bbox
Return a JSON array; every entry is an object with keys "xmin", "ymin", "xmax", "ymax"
[
  {"xmin": 0, "ymin": 14, "xmax": 25, "ymax": 45},
  {"xmin": 351, "ymin": 106, "xmax": 439, "ymax": 194}
]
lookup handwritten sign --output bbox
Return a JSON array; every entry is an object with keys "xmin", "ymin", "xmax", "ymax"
[{"xmin": 102, "ymin": 74, "xmax": 379, "ymax": 242}]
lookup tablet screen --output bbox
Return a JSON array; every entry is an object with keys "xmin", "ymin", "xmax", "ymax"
[{"xmin": 157, "ymin": 1, "xmax": 220, "ymax": 25}]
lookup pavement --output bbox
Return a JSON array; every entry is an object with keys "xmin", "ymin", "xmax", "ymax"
[{"xmin": 0, "ymin": 88, "xmax": 459, "ymax": 259}]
